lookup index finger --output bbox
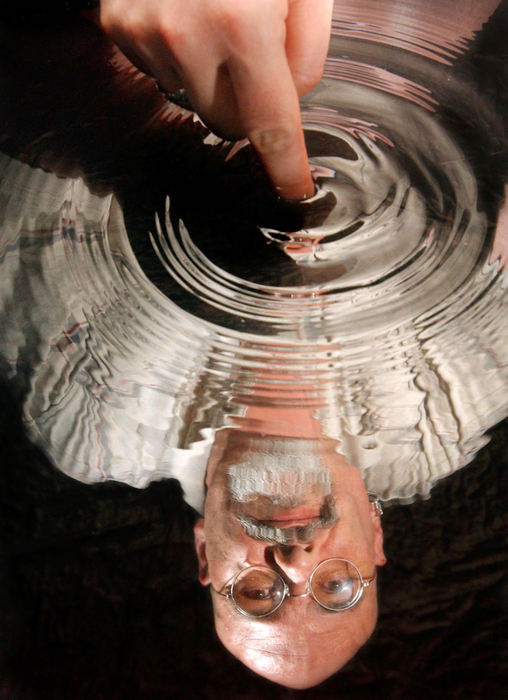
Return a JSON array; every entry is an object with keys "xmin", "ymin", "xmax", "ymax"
[{"xmin": 228, "ymin": 50, "xmax": 314, "ymax": 201}]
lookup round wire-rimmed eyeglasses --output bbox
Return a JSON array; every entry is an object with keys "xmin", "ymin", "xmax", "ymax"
[{"xmin": 211, "ymin": 557, "xmax": 375, "ymax": 618}]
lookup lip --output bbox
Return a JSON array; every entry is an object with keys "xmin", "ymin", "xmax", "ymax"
[
  {"xmin": 261, "ymin": 517, "xmax": 320, "ymax": 528},
  {"xmin": 264, "ymin": 508, "xmax": 321, "ymax": 521}
]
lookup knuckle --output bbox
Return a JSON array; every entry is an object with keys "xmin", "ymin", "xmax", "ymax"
[
  {"xmin": 159, "ymin": 17, "xmax": 185, "ymax": 46},
  {"xmin": 214, "ymin": 9, "xmax": 249, "ymax": 46},
  {"xmin": 249, "ymin": 128, "xmax": 294, "ymax": 156},
  {"xmin": 99, "ymin": 7, "xmax": 117, "ymax": 34},
  {"xmin": 294, "ymin": 67, "xmax": 323, "ymax": 95},
  {"xmin": 100, "ymin": 8, "xmax": 144, "ymax": 42},
  {"xmin": 160, "ymin": 15, "xmax": 201, "ymax": 59},
  {"xmin": 213, "ymin": 0, "xmax": 282, "ymax": 50}
]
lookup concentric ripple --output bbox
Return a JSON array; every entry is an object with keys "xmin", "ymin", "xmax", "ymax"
[
  {"xmin": 141, "ymin": 6, "xmax": 507, "ymax": 499},
  {"xmin": 150, "ymin": 89, "xmax": 492, "ymax": 342}
]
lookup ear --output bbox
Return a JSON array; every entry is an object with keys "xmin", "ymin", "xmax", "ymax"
[
  {"xmin": 370, "ymin": 504, "xmax": 387, "ymax": 566},
  {"xmin": 193, "ymin": 518, "xmax": 211, "ymax": 585}
]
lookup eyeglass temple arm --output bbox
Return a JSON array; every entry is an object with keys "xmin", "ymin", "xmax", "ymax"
[{"xmin": 210, "ymin": 586, "xmax": 232, "ymax": 599}]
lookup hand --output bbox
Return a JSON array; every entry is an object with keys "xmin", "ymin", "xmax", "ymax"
[{"xmin": 100, "ymin": 0, "xmax": 333, "ymax": 199}]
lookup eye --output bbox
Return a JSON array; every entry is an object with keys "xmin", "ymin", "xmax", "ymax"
[
  {"xmin": 310, "ymin": 560, "xmax": 363, "ymax": 610},
  {"xmin": 321, "ymin": 578, "xmax": 354, "ymax": 595},
  {"xmin": 232, "ymin": 567, "xmax": 286, "ymax": 616},
  {"xmin": 242, "ymin": 584, "xmax": 278, "ymax": 601}
]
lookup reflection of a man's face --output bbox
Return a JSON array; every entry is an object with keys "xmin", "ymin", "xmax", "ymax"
[{"xmin": 194, "ymin": 429, "xmax": 386, "ymax": 689}]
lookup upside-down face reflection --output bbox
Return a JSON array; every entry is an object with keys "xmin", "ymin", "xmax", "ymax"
[{"xmin": 194, "ymin": 429, "xmax": 386, "ymax": 689}]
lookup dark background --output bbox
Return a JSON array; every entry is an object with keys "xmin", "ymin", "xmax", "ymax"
[{"xmin": 0, "ymin": 389, "xmax": 506, "ymax": 700}]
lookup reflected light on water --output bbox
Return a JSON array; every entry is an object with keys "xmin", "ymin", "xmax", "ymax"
[{"xmin": 0, "ymin": 0, "xmax": 506, "ymax": 510}]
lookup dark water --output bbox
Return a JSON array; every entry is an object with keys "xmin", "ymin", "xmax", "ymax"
[{"xmin": 0, "ymin": 1, "xmax": 507, "ymax": 697}]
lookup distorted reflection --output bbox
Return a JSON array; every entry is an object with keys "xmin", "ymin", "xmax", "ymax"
[{"xmin": 0, "ymin": 0, "xmax": 507, "ymax": 693}]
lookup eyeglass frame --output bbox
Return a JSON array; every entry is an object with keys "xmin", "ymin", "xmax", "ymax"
[{"xmin": 211, "ymin": 557, "xmax": 376, "ymax": 618}]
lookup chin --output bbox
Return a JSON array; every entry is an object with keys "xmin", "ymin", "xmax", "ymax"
[{"xmin": 237, "ymin": 647, "xmax": 361, "ymax": 689}]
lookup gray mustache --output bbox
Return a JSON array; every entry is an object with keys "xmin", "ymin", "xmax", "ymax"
[{"xmin": 236, "ymin": 496, "xmax": 339, "ymax": 546}]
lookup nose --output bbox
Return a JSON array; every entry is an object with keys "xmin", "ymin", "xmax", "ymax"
[{"xmin": 271, "ymin": 543, "xmax": 321, "ymax": 591}]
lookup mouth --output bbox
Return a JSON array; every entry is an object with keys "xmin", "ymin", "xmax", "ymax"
[
  {"xmin": 239, "ymin": 503, "xmax": 322, "ymax": 521},
  {"xmin": 261, "ymin": 517, "xmax": 320, "ymax": 528},
  {"xmin": 265, "ymin": 507, "xmax": 321, "ymax": 521},
  {"xmin": 234, "ymin": 494, "xmax": 339, "ymax": 546},
  {"xmin": 259, "ymin": 507, "xmax": 321, "ymax": 529}
]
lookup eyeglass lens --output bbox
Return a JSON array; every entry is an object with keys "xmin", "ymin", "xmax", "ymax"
[
  {"xmin": 231, "ymin": 559, "xmax": 362, "ymax": 617},
  {"xmin": 232, "ymin": 566, "xmax": 286, "ymax": 617},
  {"xmin": 310, "ymin": 559, "xmax": 362, "ymax": 610}
]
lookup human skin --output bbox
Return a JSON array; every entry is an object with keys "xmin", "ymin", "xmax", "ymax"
[
  {"xmin": 193, "ymin": 429, "xmax": 386, "ymax": 689},
  {"xmin": 99, "ymin": 0, "xmax": 334, "ymax": 200}
]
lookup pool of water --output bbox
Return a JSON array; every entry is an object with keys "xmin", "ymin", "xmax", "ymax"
[
  {"xmin": 0, "ymin": 0, "xmax": 506, "ymax": 696},
  {"xmin": 0, "ymin": 0, "xmax": 505, "ymax": 505}
]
